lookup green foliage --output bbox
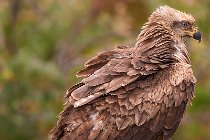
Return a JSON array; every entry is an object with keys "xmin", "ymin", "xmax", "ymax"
[{"xmin": 0, "ymin": 0, "xmax": 210, "ymax": 140}]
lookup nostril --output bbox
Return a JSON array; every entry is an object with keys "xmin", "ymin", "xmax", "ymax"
[{"xmin": 194, "ymin": 27, "xmax": 198, "ymax": 32}]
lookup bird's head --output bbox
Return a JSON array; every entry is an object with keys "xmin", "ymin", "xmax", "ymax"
[
  {"xmin": 136, "ymin": 6, "xmax": 201, "ymax": 64},
  {"xmin": 147, "ymin": 5, "xmax": 201, "ymax": 43}
]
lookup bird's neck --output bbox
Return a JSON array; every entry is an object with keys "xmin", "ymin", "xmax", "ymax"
[
  {"xmin": 173, "ymin": 41, "xmax": 191, "ymax": 64},
  {"xmin": 134, "ymin": 23, "xmax": 191, "ymax": 64},
  {"xmin": 135, "ymin": 22, "xmax": 173, "ymax": 48}
]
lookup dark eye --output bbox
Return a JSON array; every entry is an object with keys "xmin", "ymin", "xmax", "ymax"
[{"xmin": 182, "ymin": 21, "xmax": 190, "ymax": 28}]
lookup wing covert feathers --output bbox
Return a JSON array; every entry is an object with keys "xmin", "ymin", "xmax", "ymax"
[{"xmin": 49, "ymin": 46, "xmax": 196, "ymax": 140}]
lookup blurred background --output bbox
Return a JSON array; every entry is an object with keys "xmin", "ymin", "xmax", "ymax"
[{"xmin": 0, "ymin": 0, "xmax": 210, "ymax": 140}]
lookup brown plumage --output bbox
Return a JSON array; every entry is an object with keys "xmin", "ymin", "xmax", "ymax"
[{"xmin": 49, "ymin": 6, "xmax": 201, "ymax": 140}]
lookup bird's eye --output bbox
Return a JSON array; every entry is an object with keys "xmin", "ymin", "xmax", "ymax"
[{"xmin": 182, "ymin": 21, "xmax": 190, "ymax": 28}]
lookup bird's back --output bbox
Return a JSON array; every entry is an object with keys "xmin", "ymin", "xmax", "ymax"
[{"xmin": 49, "ymin": 45, "xmax": 196, "ymax": 140}]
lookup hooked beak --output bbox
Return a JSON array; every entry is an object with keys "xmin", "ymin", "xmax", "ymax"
[
  {"xmin": 186, "ymin": 27, "xmax": 202, "ymax": 43},
  {"xmin": 193, "ymin": 32, "xmax": 202, "ymax": 43}
]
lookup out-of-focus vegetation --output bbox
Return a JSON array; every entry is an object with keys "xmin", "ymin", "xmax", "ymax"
[{"xmin": 0, "ymin": 0, "xmax": 210, "ymax": 140}]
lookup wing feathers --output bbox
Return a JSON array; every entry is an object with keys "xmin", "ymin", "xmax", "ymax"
[
  {"xmin": 164, "ymin": 102, "xmax": 186, "ymax": 129},
  {"xmin": 71, "ymin": 85, "xmax": 91, "ymax": 100},
  {"xmin": 74, "ymin": 92, "xmax": 104, "ymax": 107},
  {"xmin": 50, "ymin": 44, "xmax": 196, "ymax": 140}
]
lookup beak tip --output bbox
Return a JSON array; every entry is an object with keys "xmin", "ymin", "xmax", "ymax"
[{"xmin": 193, "ymin": 32, "xmax": 202, "ymax": 43}]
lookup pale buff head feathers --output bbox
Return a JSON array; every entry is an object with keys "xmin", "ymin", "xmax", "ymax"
[
  {"xmin": 138, "ymin": 5, "xmax": 201, "ymax": 44},
  {"xmin": 135, "ymin": 6, "xmax": 201, "ymax": 64}
]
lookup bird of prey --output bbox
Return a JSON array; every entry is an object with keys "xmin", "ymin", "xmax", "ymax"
[{"xmin": 49, "ymin": 5, "xmax": 201, "ymax": 140}]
